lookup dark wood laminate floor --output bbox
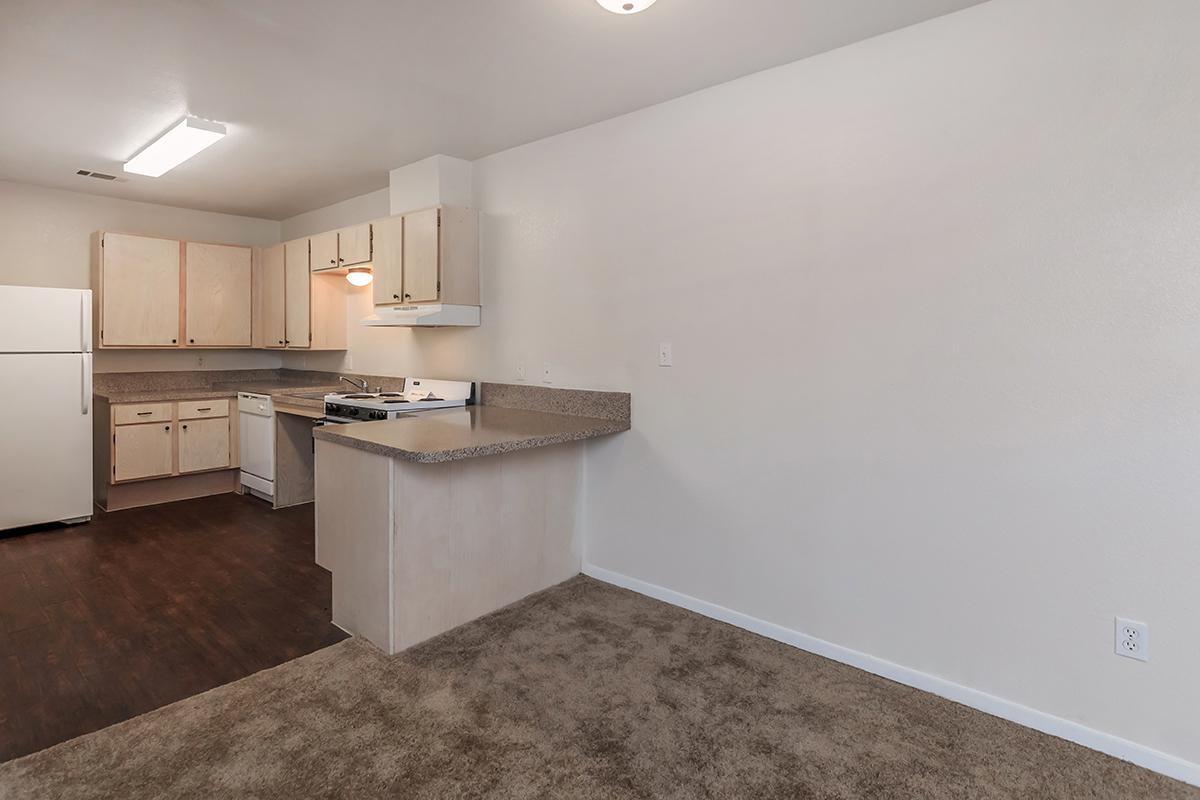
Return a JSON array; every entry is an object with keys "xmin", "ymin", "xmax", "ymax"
[{"xmin": 0, "ymin": 493, "xmax": 347, "ymax": 762}]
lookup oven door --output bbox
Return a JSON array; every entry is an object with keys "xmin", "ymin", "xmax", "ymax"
[{"xmin": 318, "ymin": 416, "xmax": 357, "ymax": 425}]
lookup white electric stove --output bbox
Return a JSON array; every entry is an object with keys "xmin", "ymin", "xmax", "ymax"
[{"xmin": 322, "ymin": 378, "xmax": 475, "ymax": 423}]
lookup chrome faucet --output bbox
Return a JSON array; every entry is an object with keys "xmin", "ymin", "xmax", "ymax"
[{"xmin": 339, "ymin": 376, "xmax": 369, "ymax": 393}]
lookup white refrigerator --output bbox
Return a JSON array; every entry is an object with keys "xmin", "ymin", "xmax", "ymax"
[{"xmin": 0, "ymin": 285, "xmax": 93, "ymax": 531}]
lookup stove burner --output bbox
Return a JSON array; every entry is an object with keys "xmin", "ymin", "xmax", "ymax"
[
  {"xmin": 382, "ymin": 399, "xmax": 410, "ymax": 404},
  {"xmin": 379, "ymin": 392, "xmax": 403, "ymax": 397},
  {"xmin": 343, "ymin": 394, "xmax": 374, "ymax": 399}
]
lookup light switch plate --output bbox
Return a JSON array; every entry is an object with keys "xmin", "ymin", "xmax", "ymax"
[
  {"xmin": 658, "ymin": 342, "xmax": 672, "ymax": 367},
  {"xmin": 542, "ymin": 362, "xmax": 553, "ymax": 384}
]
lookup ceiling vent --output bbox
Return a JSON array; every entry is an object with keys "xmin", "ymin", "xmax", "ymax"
[{"xmin": 76, "ymin": 170, "xmax": 116, "ymax": 181}]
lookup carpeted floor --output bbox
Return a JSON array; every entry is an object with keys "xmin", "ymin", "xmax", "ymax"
[{"xmin": 0, "ymin": 576, "xmax": 1194, "ymax": 799}]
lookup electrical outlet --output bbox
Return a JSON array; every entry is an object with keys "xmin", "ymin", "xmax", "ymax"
[
  {"xmin": 542, "ymin": 362, "xmax": 553, "ymax": 385},
  {"xmin": 1115, "ymin": 617, "xmax": 1148, "ymax": 662},
  {"xmin": 516, "ymin": 361, "xmax": 527, "ymax": 381},
  {"xmin": 196, "ymin": 355, "xmax": 205, "ymax": 368},
  {"xmin": 658, "ymin": 342, "xmax": 673, "ymax": 367}
]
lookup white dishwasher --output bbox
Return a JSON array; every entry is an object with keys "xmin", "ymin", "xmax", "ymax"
[{"xmin": 238, "ymin": 392, "xmax": 275, "ymax": 501}]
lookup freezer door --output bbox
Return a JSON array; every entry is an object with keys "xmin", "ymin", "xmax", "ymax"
[
  {"xmin": 0, "ymin": 353, "xmax": 93, "ymax": 530},
  {"xmin": 0, "ymin": 286, "xmax": 91, "ymax": 353}
]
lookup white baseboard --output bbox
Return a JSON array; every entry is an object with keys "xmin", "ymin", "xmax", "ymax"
[{"xmin": 581, "ymin": 562, "xmax": 1200, "ymax": 789}]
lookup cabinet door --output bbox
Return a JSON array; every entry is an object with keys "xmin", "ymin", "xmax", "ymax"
[
  {"xmin": 101, "ymin": 233, "xmax": 180, "ymax": 346},
  {"xmin": 338, "ymin": 223, "xmax": 372, "ymax": 267},
  {"xmin": 371, "ymin": 216, "xmax": 404, "ymax": 305},
  {"xmin": 261, "ymin": 244, "xmax": 286, "ymax": 348},
  {"xmin": 310, "ymin": 231, "xmax": 338, "ymax": 272},
  {"xmin": 185, "ymin": 243, "xmax": 252, "ymax": 346},
  {"xmin": 178, "ymin": 417, "xmax": 230, "ymax": 473},
  {"xmin": 284, "ymin": 238, "xmax": 311, "ymax": 348},
  {"xmin": 402, "ymin": 208, "xmax": 439, "ymax": 303},
  {"xmin": 114, "ymin": 422, "xmax": 174, "ymax": 482}
]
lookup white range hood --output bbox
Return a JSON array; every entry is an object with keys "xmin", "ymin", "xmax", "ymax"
[{"xmin": 361, "ymin": 303, "xmax": 480, "ymax": 327}]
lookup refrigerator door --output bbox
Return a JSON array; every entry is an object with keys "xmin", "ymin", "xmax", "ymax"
[
  {"xmin": 0, "ymin": 353, "xmax": 93, "ymax": 530},
  {"xmin": 0, "ymin": 285, "xmax": 91, "ymax": 353}
]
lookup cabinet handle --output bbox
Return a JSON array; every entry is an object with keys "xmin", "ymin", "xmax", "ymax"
[
  {"xmin": 196, "ymin": 407, "xmax": 211, "ymax": 412},
  {"xmin": 137, "ymin": 411, "xmax": 152, "ymax": 416},
  {"xmin": 182, "ymin": 424, "xmax": 188, "ymax": 431},
  {"xmin": 329, "ymin": 259, "xmax": 336, "ymax": 265},
  {"xmin": 171, "ymin": 338, "xmax": 177, "ymax": 344},
  {"xmin": 164, "ymin": 425, "xmax": 170, "ymax": 431},
  {"xmin": 189, "ymin": 338, "xmax": 195, "ymax": 344},
  {"xmin": 393, "ymin": 294, "xmax": 399, "ymax": 300},
  {"xmin": 338, "ymin": 257, "xmax": 344, "ymax": 263},
  {"xmin": 278, "ymin": 339, "xmax": 284, "ymax": 345}
]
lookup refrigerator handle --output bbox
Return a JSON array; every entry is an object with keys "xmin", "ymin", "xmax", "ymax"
[
  {"xmin": 81, "ymin": 353, "xmax": 92, "ymax": 415},
  {"xmin": 80, "ymin": 292, "xmax": 92, "ymax": 353}
]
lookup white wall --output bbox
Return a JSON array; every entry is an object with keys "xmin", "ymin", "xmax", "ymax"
[
  {"xmin": 280, "ymin": 187, "xmax": 389, "ymax": 240},
  {"xmin": 0, "ymin": 180, "xmax": 283, "ymax": 372},
  {"xmin": 283, "ymin": 0, "xmax": 1200, "ymax": 768}
]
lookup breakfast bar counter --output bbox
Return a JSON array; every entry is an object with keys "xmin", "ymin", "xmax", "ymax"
[
  {"xmin": 310, "ymin": 404, "xmax": 629, "ymax": 463},
  {"xmin": 313, "ymin": 383, "xmax": 630, "ymax": 655}
]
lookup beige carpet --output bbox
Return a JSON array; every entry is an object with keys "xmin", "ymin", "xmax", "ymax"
[{"xmin": 0, "ymin": 576, "xmax": 1194, "ymax": 799}]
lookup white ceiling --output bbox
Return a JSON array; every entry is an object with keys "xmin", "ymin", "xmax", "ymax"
[{"xmin": 0, "ymin": 0, "xmax": 987, "ymax": 220}]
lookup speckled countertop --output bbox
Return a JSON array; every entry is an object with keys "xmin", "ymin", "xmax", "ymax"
[
  {"xmin": 94, "ymin": 380, "xmax": 345, "ymax": 405},
  {"xmin": 311, "ymin": 405, "xmax": 629, "ymax": 463}
]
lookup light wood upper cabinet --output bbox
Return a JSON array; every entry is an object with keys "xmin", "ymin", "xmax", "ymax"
[
  {"xmin": 261, "ymin": 244, "xmax": 286, "ymax": 348},
  {"xmin": 372, "ymin": 215, "xmax": 404, "ymax": 305},
  {"xmin": 284, "ymin": 238, "xmax": 311, "ymax": 348},
  {"xmin": 178, "ymin": 417, "xmax": 231, "ymax": 473},
  {"xmin": 113, "ymin": 422, "xmax": 174, "ymax": 482},
  {"xmin": 310, "ymin": 231, "xmax": 339, "ymax": 272},
  {"xmin": 338, "ymin": 223, "xmax": 372, "ymax": 267},
  {"xmin": 371, "ymin": 207, "xmax": 478, "ymax": 307},
  {"xmin": 185, "ymin": 243, "xmax": 252, "ymax": 347},
  {"xmin": 402, "ymin": 208, "xmax": 440, "ymax": 303},
  {"xmin": 98, "ymin": 233, "xmax": 180, "ymax": 346}
]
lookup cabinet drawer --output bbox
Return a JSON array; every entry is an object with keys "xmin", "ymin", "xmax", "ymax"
[
  {"xmin": 113, "ymin": 403, "xmax": 172, "ymax": 425},
  {"xmin": 178, "ymin": 399, "xmax": 230, "ymax": 420}
]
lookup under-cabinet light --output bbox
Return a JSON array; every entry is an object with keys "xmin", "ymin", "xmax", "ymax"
[{"xmin": 346, "ymin": 267, "xmax": 373, "ymax": 287}]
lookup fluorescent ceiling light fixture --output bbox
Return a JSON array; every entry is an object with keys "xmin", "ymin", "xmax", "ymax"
[
  {"xmin": 346, "ymin": 267, "xmax": 373, "ymax": 287},
  {"xmin": 124, "ymin": 116, "xmax": 226, "ymax": 177},
  {"xmin": 596, "ymin": 0, "xmax": 657, "ymax": 13}
]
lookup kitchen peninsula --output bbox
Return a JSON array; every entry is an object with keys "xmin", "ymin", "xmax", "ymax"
[{"xmin": 312, "ymin": 383, "xmax": 630, "ymax": 654}]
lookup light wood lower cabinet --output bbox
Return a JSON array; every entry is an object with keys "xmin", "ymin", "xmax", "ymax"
[
  {"xmin": 179, "ymin": 417, "xmax": 231, "ymax": 473},
  {"xmin": 114, "ymin": 422, "xmax": 175, "ymax": 482},
  {"xmin": 107, "ymin": 400, "xmax": 235, "ymax": 484}
]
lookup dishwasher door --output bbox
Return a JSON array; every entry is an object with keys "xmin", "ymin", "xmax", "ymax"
[{"xmin": 238, "ymin": 392, "xmax": 275, "ymax": 498}]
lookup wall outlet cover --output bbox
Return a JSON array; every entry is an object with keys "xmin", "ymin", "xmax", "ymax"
[
  {"xmin": 1115, "ymin": 617, "xmax": 1149, "ymax": 662},
  {"xmin": 658, "ymin": 342, "xmax": 673, "ymax": 367},
  {"xmin": 542, "ymin": 362, "xmax": 552, "ymax": 385}
]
